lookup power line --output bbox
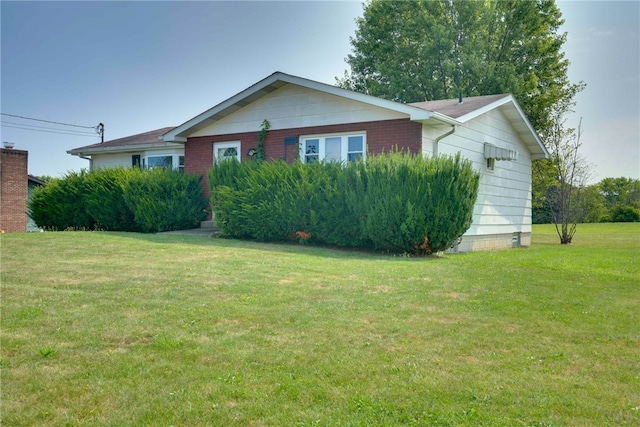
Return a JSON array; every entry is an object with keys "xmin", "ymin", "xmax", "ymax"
[
  {"xmin": 1, "ymin": 123, "xmax": 101, "ymax": 138},
  {"xmin": 0, "ymin": 112, "xmax": 98, "ymax": 130},
  {"xmin": 0, "ymin": 120, "xmax": 97, "ymax": 136}
]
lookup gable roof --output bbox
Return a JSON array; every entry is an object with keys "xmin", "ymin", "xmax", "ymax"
[
  {"xmin": 68, "ymin": 127, "xmax": 178, "ymax": 156},
  {"xmin": 412, "ymin": 94, "xmax": 548, "ymax": 159},
  {"xmin": 162, "ymin": 72, "xmax": 444, "ymax": 142},
  {"xmin": 162, "ymin": 71, "xmax": 546, "ymax": 159}
]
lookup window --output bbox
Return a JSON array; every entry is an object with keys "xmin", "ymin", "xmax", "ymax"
[
  {"xmin": 214, "ymin": 141, "xmax": 241, "ymax": 163},
  {"xmin": 486, "ymin": 157, "xmax": 495, "ymax": 171},
  {"xmin": 146, "ymin": 155, "xmax": 173, "ymax": 169},
  {"xmin": 141, "ymin": 153, "xmax": 183, "ymax": 171},
  {"xmin": 300, "ymin": 133, "xmax": 365, "ymax": 164}
]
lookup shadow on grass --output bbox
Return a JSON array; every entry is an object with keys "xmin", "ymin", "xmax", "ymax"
[{"xmin": 103, "ymin": 230, "xmax": 448, "ymax": 262}]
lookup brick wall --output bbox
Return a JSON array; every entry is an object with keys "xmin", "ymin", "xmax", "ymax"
[
  {"xmin": 186, "ymin": 118, "xmax": 422, "ymax": 198},
  {"xmin": 0, "ymin": 148, "xmax": 28, "ymax": 233}
]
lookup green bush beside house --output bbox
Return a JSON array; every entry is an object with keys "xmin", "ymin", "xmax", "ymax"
[{"xmin": 209, "ymin": 152, "xmax": 479, "ymax": 255}]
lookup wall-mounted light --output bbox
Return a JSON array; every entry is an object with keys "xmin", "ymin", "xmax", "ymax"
[{"xmin": 247, "ymin": 148, "xmax": 257, "ymax": 157}]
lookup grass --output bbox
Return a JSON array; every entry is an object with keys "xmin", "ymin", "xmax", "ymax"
[{"xmin": 1, "ymin": 223, "xmax": 638, "ymax": 426}]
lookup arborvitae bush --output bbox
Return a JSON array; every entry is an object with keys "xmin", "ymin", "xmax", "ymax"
[
  {"xmin": 123, "ymin": 169, "xmax": 209, "ymax": 233},
  {"xmin": 84, "ymin": 167, "xmax": 140, "ymax": 231},
  {"xmin": 29, "ymin": 168, "xmax": 208, "ymax": 233},
  {"xmin": 360, "ymin": 152, "xmax": 479, "ymax": 254},
  {"xmin": 29, "ymin": 170, "xmax": 96, "ymax": 230},
  {"xmin": 209, "ymin": 151, "xmax": 479, "ymax": 254}
]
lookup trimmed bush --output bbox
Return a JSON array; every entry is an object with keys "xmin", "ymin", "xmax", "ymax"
[
  {"xmin": 84, "ymin": 167, "xmax": 140, "ymax": 231},
  {"xmin": 29, "ymin": 170, "xmax": 95, "ymax": 230},
  {"xmin": 356, "ymin": 152, "xmax": 479, "ymax": 254},
  {"xmin": 29, "ymin": 168, "xmax": 208, "ymax": 233},
  {"xmin": 123, "ymin": 169, "xmax": 209, "ymax": 233},
  {"xmin": 209, "ymin": 152, "xmax": 479, "ymax": 254}
]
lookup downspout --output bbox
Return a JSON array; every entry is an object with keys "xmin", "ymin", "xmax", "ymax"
[
  {"xmin": 433, "ymin": 125, "xmax": 456, "ymax": 157},
  {"xmin": 78, "ymin": 155, "xmax": 93, "ymax": 171}
]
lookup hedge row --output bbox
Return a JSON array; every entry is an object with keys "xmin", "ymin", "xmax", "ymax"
[
  {"xmin": 209, "ymin": 152, "xmax": 480, "ymax": 254},
  {"xmin": 29, "ymin": 168, "xmax": 208, "ymax": 233}
]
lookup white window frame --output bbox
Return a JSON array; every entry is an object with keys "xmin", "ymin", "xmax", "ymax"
[
  {"xmin": 142, "ymin": 151, "xmax": 184, "ymax": 171},
  {"xmin": 299, "ymin": 132, "xmax": 366, "ymax": 164},
  {"xmin": 213, "ymin": 141, "xmax": 241, "ymax": 163}
]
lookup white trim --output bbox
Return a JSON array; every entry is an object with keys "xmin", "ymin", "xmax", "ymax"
[
  {"xmin": 213, "ymin": 141, "xmax": 241, "ymax": 163},
  {"xmin": 299, "ymin": 131, "xmax": 366, "ymax": 164}
]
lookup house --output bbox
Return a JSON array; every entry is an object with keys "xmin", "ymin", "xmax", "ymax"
[
  {"xmin": 67, "ymin": 127, "xmax": 181, "ymax": 171},
  {"xmin": 162, "ymin": 72, "xmax": 548, "ymax": 252}
]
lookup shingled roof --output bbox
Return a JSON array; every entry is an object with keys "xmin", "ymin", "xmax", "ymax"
[
  {"xmin": 410, "ymin": 94, "xmax": 510, "ymax": 119},
  {"xmin": 68, "ymin": 127, "xmax": 176, "ymax": 156}
]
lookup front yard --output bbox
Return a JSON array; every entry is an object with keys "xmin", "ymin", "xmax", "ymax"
[{"xmin": 1, "ymin": 223, "xmax": 638, "ymax": 426}]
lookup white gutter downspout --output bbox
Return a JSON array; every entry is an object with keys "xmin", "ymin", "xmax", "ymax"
[{"xmin": 433, "ymin": 125, "xmax": 456, "ymax": 157}]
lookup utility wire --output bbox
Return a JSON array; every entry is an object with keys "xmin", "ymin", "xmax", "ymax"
[
  {"xmin": 0, "ymin": 120, "xmax": 97, "ymax": 136},
  {"xmin": 1, "ymin": 124, "xmax": 101, "ymax": 138},
  {"xmin": 0, "ymin": 112, "xmax": 98, "ymax": 130}
]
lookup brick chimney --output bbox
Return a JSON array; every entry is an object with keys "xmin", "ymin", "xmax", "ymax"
[{"xmin": 0, "ymin": 147, "xmax": 29, "ymax": 233}]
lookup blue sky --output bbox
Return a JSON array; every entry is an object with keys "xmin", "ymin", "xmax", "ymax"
[{"xmin": 1, "ymin": 1, "xmax": 638, "ymax": 183}]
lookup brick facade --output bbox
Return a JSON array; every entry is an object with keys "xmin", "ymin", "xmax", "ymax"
[
  {"xmin": 0, "ymin": 148, "xmax": 29, "ymax": 233},
  {"xmin": 185, "ymin": 118, "xmax": 422, "ymax": 198}
]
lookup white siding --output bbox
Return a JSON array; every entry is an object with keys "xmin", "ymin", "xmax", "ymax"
[
  {"xmin": 92, "ymin": 153, "xmax": 138, "ymax": 170},
  {"xmin": 191, "ymin": 84, "xmax": 408, "ymax": 137},
  {"xmin": 422, "ymin": 108, "xmax": 534, "ymax": 243},
  {"xmin": 91, "ymin": 148, "xmax": 184, "ymax": 170}
]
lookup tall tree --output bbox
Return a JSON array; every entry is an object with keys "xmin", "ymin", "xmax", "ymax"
[{"xmin": 338, "ymin": 0, "xmax": 584, "ymax": 140}]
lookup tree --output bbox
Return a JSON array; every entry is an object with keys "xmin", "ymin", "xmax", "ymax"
[
  {"xmin": 339, "ymin": 0, "xmax": 584, "ymax": 140},
  {"xmin": 545, "ymin": 113, "xmax": 591, "ymax": 244},
  {"xmin": 599, "ymin": 177, "xmax": 640, "ymax": 211}
]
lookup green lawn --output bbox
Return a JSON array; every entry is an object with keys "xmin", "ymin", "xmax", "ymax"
[{"xmin": 1, "ymin": 223, "xmax": 638, "ymax": 426}]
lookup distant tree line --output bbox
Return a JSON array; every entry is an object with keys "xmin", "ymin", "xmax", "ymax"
[{"xmin": 534, "ymin": 177, "xmax": 640, "ymax": 224}]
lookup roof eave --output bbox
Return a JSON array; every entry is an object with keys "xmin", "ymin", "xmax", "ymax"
[{"xmin": 67, "ymin": 141, "xmax": 184, "ymax": 157}]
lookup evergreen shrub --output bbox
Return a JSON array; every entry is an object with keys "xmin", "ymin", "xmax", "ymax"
[
  {"xmin": 84, "ymin": 168, "xmax": 140, "ymax": 231},
  {"xmin": 122, "ymin": 169, "xmax": 209, "ymax": 233},
  {"xmin": 209, "ymin": 151, "xmax": 479, "ymax": 254},
  {"xmin": 29, "ymin": 168, "xmax": 208, "ymax": 233},
  {"xmin": 29, "ymin": 170, "xmax": 95, "ymax": 230}
]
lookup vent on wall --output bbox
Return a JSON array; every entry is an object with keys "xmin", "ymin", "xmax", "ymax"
[{"xmin": 484, "ymin": 143, "xmax": 518, "ymax": 161}]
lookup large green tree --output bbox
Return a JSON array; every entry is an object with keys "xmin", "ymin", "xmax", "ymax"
[{"xmin": 338, "ymin": 0, "xmax": 584, "ymax": 140}]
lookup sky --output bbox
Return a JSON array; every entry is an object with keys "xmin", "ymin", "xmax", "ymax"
[{"xmin": 1, "ymin": 0, "xmax": 638, "ymax": 183}]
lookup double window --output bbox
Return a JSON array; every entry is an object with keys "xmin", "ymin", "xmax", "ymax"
[{"xmin": 300, "ymin": 133, "xmax": 365, "ymax": 164}]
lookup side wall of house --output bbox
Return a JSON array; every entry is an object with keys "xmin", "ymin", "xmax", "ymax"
[
  {"xmin": 0, "ymin": 148, "xmax": 28, "ymax": 233},
  {"xmin": 92, "ymin": 153, "xmax": 141, "ymax": 170},
  {"xmin": 91, "ymin": 148, "xmax": 185, "ymax": 170},
  {"xmin": 423, "ymin": 108, "xmax": 533, "ymax": 251}
]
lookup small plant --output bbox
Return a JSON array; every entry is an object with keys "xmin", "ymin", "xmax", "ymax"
[
  {"xmin": 255, "ymin": 119, "xmax": 271, "ymax": 162},
  {"xmin": 39, "ymin": 347, "xmax": 55, "ymax": 358}
]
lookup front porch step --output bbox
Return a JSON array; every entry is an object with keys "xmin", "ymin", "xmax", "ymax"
[{"xmin": 200, "ymin": 220, "xmax": 215, "ymax": 229}]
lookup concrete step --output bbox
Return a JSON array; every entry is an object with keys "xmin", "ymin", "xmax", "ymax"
[{"xmin": 200, "ymin": 220, "xmax": 215, "ymax": 229}]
